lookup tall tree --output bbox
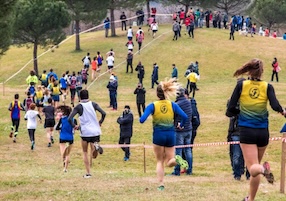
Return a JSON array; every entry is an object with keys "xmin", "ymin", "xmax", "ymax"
[
  {"xmin": 199, "ymin": 0, "xmax": 252, "ymax": 15},
  {"xmin": 250, "ymin": 0, "xmax": 286, "ymax": 29},
  {"xmin": 64, "ymin": 0, "xmax": 108, "ymax": 50},
  {"xmin": 0, "ymin": 0, "xmax": 17, "ymax": 56},
  {"xmin": 13, "ymin": 0, "xmax": 70, "ymax": 74}
]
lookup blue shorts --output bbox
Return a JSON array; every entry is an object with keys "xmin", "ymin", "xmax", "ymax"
[
  {"xmin": 52, "ymin": 95, "xmax": 60, "ymax": 102},
  {"xmin": 153, "ymin": 130, "xmax": 175, "ymax": 147}
]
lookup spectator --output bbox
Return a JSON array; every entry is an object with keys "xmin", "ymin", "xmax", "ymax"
[
  {"xmin": 283, "ymin": 32, "xmax": 286, "ymax": 40},
  {"xmin": 135, "ymin": 61, "xmax": 145, "ymax": 84},
  {"xmin": 264, "ymin": 27, "xmax": 269, "ymax": 37},
  {"xmin": 171, "ymin": 88, "xmax": 193, "ymax": 176},
  {"xmin": 107, "ymin": 75, "xmax": 118, "ymax": 111},
  {"xmin": 171, "ymin": 64, "xmax": 178, "ymax": 79},
  {"xmin": 272, "ymin": 30, "xmax": 277, "ymax": 38},
  {"xmin": 271, "ymin": 57, "xmax": 280, "ymax": 82},
  {"xmin": 186, "ymin": 69, "xmax": 199, "ymax": 97},
  {"xmin": 117, "ymin": 105, "xmax": 134, "ymax": 161},
  {"xmin": 134, "ymin": 83, "xmax": 146, "ymax": 117},
  {"xmin": 104, "ymin": 17, "xmax": 110, "ymax": 37},
  {"xmin": 120, "ymin": 12, "xmax": 127, "ymax": 31},
  {"xmin": 151, "ymin": 63, "xmax": 159, "ymax": 88}
]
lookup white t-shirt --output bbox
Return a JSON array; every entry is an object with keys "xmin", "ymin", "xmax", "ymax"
[
  {"xmin": 106, "ymin": 56, "xmax": 114, "ymax": 66},
  {"xmin": 127, "ymin": 28, "xmax": 133, "ymax": 37},
  {"xmin": 151, "ymin": 23, "xmax": 158, "ymax": 31},
  {"xmin": 24, "ymin": 110, "xmax": 39, "ymax": 129}
]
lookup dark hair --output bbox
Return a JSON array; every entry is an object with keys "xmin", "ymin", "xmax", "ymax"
[
  {"xmin": 57, "ymin": 105, "xmax": 72, "ymax": 116},
  {"xmin": 43, "ymin": 70, "xmax": 46, "ymax": 73},
  {"xmin": 27, "ymin": 92, "xmax": 31, "ymax": 96},
  {"xmin": 80, "ymin": 89, "xmax": 89, "ymax": 100},
  {"xmin": 233, "ymin": 58, "xmax": 263, "ymax": 80},
  {"xmin": 157, "ymin": 85, "xmax": 165, "ymax": 100},
  {"xmin": 30, "ymin": 70, "xmax": 35, "ymax": 76},
  {"xmin": 48, "ymin": 97, "xmax": 53, "ymax": 104},
  {"xmin": 15, "ymin": 93, "xmax": 19, "ymax": 99}
]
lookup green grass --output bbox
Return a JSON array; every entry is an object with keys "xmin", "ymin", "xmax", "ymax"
[{"xmin": 1, "ymin": 25, "xmax": 286, "ymax": 201}]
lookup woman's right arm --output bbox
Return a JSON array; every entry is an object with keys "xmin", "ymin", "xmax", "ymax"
[{"xmin": 139, "ymin": 103, "xmax": 154, "ymax": 123}]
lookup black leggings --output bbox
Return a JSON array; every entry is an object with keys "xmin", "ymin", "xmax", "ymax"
[
  {"xmin": 28, "ymin": 129, "xmax": 35, "ymax": 142},
  {"xmin": 271, "ymin": 70, "xmax": 278, "ymax": 82},
  {"xmin": 136, "ymin": 103, "xmax": 145, "ymax": 117},
  {"xmin": 12, "ymin": 119, "xmax": 20, "ymax": 132}
]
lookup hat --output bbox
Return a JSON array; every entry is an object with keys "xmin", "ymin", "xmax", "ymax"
[
  {"xmin": 124, "ymin": 105, "xmax": 130, "ymax": 109},
  {"xmin": 110, "ymin": 75, "xmax": 115, "ymax": 80}
]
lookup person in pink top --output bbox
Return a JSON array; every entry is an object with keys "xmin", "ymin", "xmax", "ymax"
[{"xmin": 271, "ymin": 57, "xmax": 280, "ymax": 82}]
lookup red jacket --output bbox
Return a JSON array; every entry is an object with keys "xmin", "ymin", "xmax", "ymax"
[{"xmin": 185, "ymin": 17, "xmax": 191, "ymax": 26}]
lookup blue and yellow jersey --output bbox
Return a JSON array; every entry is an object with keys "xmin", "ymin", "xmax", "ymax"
[
  {"xmin": 153, "ymin": 100, "xmax": 174, "ymax": 129},
  {"xmin": 52, "ymin": 86, "xmax": 60, "ymax": 96},
  {"xmin": 35, "ymin": 91, "xmax": 43, "ymax": 101},
  {"xmin": 239, "ymin": 80, "xmax": 268, "ymax": 128},
  {"xmin": 140, "ymin": 100, "xmax": 187, "ymax": 133}
]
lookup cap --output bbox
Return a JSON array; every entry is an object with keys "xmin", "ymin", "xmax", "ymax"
[{"xmin": 124, "ymin": 105, "xmax": 130, "ymax": 109}]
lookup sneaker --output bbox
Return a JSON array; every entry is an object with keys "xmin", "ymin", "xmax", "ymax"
[
  {"xmin": 263, "ymin": 161, "xmax": 274, "ymax": 184},
  {"xmin": 95, "ymin": 144, "xmax": 103, "ymax": 155},
  {"xmin": 124, "ymin": 157, "xmax": 129, "ymax": 161},
  {"xmin": 242, "ymin": 196, "xmax": 249, "ymax": 201},
  {"xmin": 63, "ymin": 168, "xmax": 67, "ymax": 173},
  {"xmin": 47, "ymin": 143, "xmax": 51, "ymax": 147},
  {"xmin": 157, "ymin": 185, "xmax": 164, "ymax": 191},
  {"xmin": 180, "ymin": 168, "xmax": 186, "ymax": 174},
  {"xmin": 31, "ymin": 141, "xmax": 35, "ymax": 150},
  {"xmin": 9, "ymin": 131, "xmax": 13, "ymax": 138},
  {"xmin": 51, "ymin": 137, "xmax": 54, "ymax": 144},
  {"xmin": 83, "ymin": 174, "xmax": 92, "ymax": 178},
  {"xmin": 175, "ymin": 155, "xmax": 189, "ymax": 169},
  {"xmin": 234, "ymin": 177, "xmax": 241, "ymax": 181}
]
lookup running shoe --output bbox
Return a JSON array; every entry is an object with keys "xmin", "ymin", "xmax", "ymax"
[
  {"xmin": 124, "ymin": 157, "xmax": 129, "ymax": 161},
  {"xmin": 13, "ymin": 137, "xmax": 16, "ymax": 143},
  {"xmin": 31, "ymin": 141, "xmax": 35, "ymax": 150},
  {"xmin": 175, "ymin": 155, "xmax": 189, "ymax": 169},
  {"xmin": 95, "ymin": 143, "xmax": 103, "ymax": 154},
  {"xmin": 9, "ymin": 131, "xmax": 13, "ymax": 138},
  {"xmin": 51, "ymin": 137, "xmax": 54, "ymax": 144},
  {"xmin": 47, "ymin": 143, "xmax": 51, "ymax": 147},
  {"xmin": 83, "ymin": 174, "xmax": 92, "ymax": 178},
  {"xmin": 63, "ymin": 168, "xmax": 67, "ymax": 173},
  {"xmin": 242, "ymin": 196, "xmax": 249, "ymax": 201},
  {"xmin": 263, "ymin": 161, "xmax": 274, "ymax": 184},
  {"xmin": 157, "ymin": 185, "xmax": 165, "ymax": 191}
]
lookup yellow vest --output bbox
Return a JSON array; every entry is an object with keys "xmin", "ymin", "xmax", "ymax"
[{"xmin": 153, "ymin": 100, "xmax": 174, "ymax": 128}]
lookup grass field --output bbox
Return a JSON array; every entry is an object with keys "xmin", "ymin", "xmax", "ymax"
[{"xmin": 0, "ymin": 24, "xmax": 286, "ymax": 201}]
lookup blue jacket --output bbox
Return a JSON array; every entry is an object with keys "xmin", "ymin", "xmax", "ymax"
[
  {"xmin": 104, "ymin": 19, "xmax": 110, "ymax": 29},
  {"xmin": 172, "ymin": 67, "xmax": 178, "ymax": 78},
  {"xmin": 152, "ymin": 65, "xmax": 159, "ymax": 80},
  {"xmin": 174, "ymin": 96, "xmax": 192, "ymax": 132},
  {"xmin": 107, "ymin": 80, "xmax": 118, "ymax": 92}
]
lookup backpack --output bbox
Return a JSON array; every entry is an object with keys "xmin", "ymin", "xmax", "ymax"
[
  {"xmin": 25, "ymin": 98, "xmax": 33, "ymax": 110},
  {"xmin": 97, "ymin": 55, "xmax": 103, "ymax": 65},
  {"xmin": 69, "ymin": 76, "xmax": 77, "ymax": 89},
  {"xmin": 82, "ymin": 69, "xmax": 88, "ymax": 80},
  {"xmin": 137, "ymin": 34, "xmax": 143, "ymax": 43}
]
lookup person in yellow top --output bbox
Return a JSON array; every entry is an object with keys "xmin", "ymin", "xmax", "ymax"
[
  {"xmin": 139, "ymin": 78, "xmax": 188, "ymax": 191},
  {"xmin": 34, "ymin": 85, "xmax": 44, "ymax": 114},
  {"xmin": 186, "ymin": 70, "xmax": 199, "ymax": 98},
  {"xmin": 26, "ymin": 70, "xmax": 38, "ymax": 85},
  {"xmin": 51, "ymin": 81, "xmax": 61, "ymax": 108},
  {"xmin": 39, "ymin": 70, "xmax": 48, "ymax": 87}
]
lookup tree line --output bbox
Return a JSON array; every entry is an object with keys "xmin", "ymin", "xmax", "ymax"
[{"xmin": 0, "ymin": 0, "xmax": 285, "ymax": 74}]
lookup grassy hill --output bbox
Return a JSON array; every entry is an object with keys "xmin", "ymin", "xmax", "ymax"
[{"xmin": 0, "ymin": 24, "xmax": 286, "ymax": 201}]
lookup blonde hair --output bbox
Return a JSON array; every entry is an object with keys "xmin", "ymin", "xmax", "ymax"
[{"xmin": 157, "ymin": 78, "xmax": 181, "ymax": 100}]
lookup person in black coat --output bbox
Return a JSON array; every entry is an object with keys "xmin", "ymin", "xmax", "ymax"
[
  {"xmin": 151, "ymin": 63, "xmax": 159, "ymax": 88},
  {"xmin": 135, "ymin": 61, "xmax": 145, "ymax": 84},
  {"xmin": 117, "ymin": 105, "xmax": 134, "ymax": 161},
  {"xmin": 133, "ymin": 83, "xmax": 146, "ymax": 117}
]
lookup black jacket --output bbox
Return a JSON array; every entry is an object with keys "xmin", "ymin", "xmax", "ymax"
[
  {"xmin": 134, "ymin": 88, "xmax": 146, "ymax": 104},
  {"xmin": 117, "ymin": 111, "xmax": 133, "ymax": 138}
]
